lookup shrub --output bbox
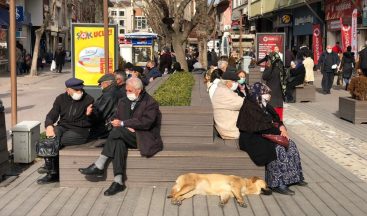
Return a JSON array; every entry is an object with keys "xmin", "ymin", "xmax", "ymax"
[{"xmin": 153, "ymin": 72, "xmax": 195, "ymax": 106}]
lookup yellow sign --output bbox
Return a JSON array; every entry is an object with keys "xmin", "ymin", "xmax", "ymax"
[{"xmin": 72, "ymin": 24, "xmax": 117, "ymax": 86}]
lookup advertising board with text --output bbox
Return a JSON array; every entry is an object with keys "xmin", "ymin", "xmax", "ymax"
[
  {"xmin": 256, "ymin": 33, "xmax": 285, "ymax": 70},
  {"xmin": 71, "ymin": 24, "xmax": 118, "ymax": 86}
]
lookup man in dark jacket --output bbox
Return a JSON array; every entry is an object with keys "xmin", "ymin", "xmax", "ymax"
[
  {"xmin": 79, "ymin": 77, "xmax": 163, "ymax": 196},
  {"xmin": 159, "ymin": 47, "xmax": 172, "ymax": 73},
  {"xmin": 318, "ymin": 45, "xmax": 340, "ymax": 94},
  {"xmin": 285, "ymin": 61, "xmax": 306, "ymax": 102},
  {"xmin": 145, "ymin": 61, "xmax": 162, "ymax": 82},
  {"xmin": 114, "ymin": 70, "xmax": 127, "ymax": 99},
  {"xmin": 89, "ymin": 74, "xmax": 120, "ymax": 139},
  {"xmin": 358, "ymin": 42, "xmax": 367, "ymax": 76},
  {"xmin": 54, "ymin": 46, "xmax": 66, "ymax": 73},
  {"xmin": 39, "ymin": 78, "xmax": 94, "ymax": 184}
]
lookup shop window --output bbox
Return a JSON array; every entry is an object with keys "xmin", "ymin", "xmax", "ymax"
[{"xmin": 133, "ymin": 47, "xmax": 152, "ymax": 64}]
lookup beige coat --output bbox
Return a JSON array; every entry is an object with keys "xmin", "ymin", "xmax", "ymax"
[
  {"xmin": 211, "ymin": 82, "xmax": 244, "ymax": 139},
  {"xmin": 303, "ymin": 57, "xmax": 315, "ymax": 82}
]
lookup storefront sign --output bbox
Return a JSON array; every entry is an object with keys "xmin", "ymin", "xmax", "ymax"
[
  {"xmin": 256, "ymin": 33, "xmax": 285, "ymax": 69},
  {"xmin": 340, "ymin": 18, "xmax": 352, "ymax": 52},
  {"xmin": 328, "ymin": 20, "xmax": 342, "ymax": 31},
  {"xmin": 312, "ymin": 24, "xmax": 322, "ymax": 65},
  {"xmin": 325, "ymin": 0, "xmax": 361, "ymax": 21},
  {"xmin": 294, "ymin": 15, "xmax": 313, "ymax": 26},
  {"xmin": 16, "ymin": 6, "xmax": 23, "ymax": 22},
  {"xmin": 71, "ymin": 24, "xmax": 118, "ymax": 86},
  {"xmin": 131, "ymin": 38, "xmax": 153, "ymax": 46},
  {"xmin": 352, "ymin": 9, "xmax": 358, "ymax": 54},
  {"xmin": 274, "ymin": 13, "xmax": 292, "ymax": 28}
]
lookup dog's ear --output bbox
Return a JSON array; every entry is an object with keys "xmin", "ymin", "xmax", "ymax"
[{"xmin": 251, "ymin": 176, "xmax": 260, "ymax": 183}]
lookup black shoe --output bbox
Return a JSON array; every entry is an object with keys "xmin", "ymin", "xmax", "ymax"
[
  {"xmin": 37, "ymin": 165, "xmax": 49, "ymax": 174},
  {"xmin": 79, "ymin": 164, "xmax": 104, "ymax": 177},
  {"xmin": 37, "ymin": 174, "xmax": 59, "ymax": 184},
  {"xmin": 272, "ymin": 186, "xmax": 295, "ymax": 195},
  {"xmin": 296, "ymin": 180, "xmax": 308, "ymax": 186},
  {"xmin": 104, "ymin": 182, "xmax": 126, "ymax": 196}
]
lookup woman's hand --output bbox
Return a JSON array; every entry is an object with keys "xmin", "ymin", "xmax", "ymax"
[
  {"xmin": 279, "ymin": 125, "xmax": 289, "ymax": 139},
  {"xmin": 111, "ymin": 119, "xmax": 122, "ymax": 127},
  {"xmin": 46, "ymin": 125, "xmax": 55, "ymax": 137}
]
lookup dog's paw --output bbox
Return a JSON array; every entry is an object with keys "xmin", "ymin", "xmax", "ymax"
[
  {"xmin": 238, "ymin": 202, "xmax": 247, "ymax": 208},
  {"xmin": 219, "ymin": 201, "xmax": 225, "ymax": 208}
]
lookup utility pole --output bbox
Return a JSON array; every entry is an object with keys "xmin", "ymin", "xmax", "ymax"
[
  {"xmin": 9, "ymin": 0, "xmax": 17, "ymax": 126},
  {"xmin": 239, "ymin": 15, "xmax": 243, "ymax": 57},
  {"xmin": 103, "ymin": 0, "xmax": 109, "ymax": 74}
]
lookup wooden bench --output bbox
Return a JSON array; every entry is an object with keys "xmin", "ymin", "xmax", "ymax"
[
  {"xmin": 338, "ymin": 97, "xmax": 367, "ymax": 124},
  {"xmin": 292, "ymin": 84, "xmax": 316, "ymax": 102},
  {"xmin": 59, "ymin": 74, "xmax": 264, "ymax": 187}
]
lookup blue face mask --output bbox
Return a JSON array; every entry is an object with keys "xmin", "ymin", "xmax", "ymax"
[{"xmin": 238, "ymin": 78, "xmax": 246, "ymax": 85}]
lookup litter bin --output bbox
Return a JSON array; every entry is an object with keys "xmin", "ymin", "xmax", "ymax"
[
  {"xmin": 12, "ymin": 121, "xmax": 40, "ymax": 163},
  {"xmin": 0, "ymin": 99, "xmax": 8, "ymax": 165}
]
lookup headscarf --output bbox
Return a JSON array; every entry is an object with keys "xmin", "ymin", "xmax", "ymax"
[{"xmin": 249, "ymin": 82, "xmax": 271, "ymax": 107}]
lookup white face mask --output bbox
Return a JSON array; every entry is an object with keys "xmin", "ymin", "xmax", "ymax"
[
  {"xmin": 230, "ymin": 82, "xmax": 239, "ymax": 91},
  {"xmin": 327, "ymin": 49, "xmax": 332, "ymax": 53},
  {"xmin": 71, "ymin": 92, "xmax": 83, "ymax": 101},
  {"xmin": 127, "ymin": 93, "xmax": 137, "ymax": 101}
]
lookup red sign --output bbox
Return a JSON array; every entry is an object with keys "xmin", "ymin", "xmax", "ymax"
[
  {"xmin": 312, "ymin": 24, "xmax": 322, "ymax": 65},
  {"xmin": 340, "ymin": 18, "xmax": 352, "ymax": 52},
  {"xmin": 256, "ymin": 33, "xmax": 285, "ymax": 69},
  {"xmin": 99, "ymin": 58, "xmax": 113, "ymax": 74},
  {"xmin": 325, "ymin": 0, "xmax": 361, "ymax": 21}
]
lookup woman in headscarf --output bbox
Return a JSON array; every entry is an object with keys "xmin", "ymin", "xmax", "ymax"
[{"xmin": 237, "ymin": 82, "xmax": 307, "ymax": 195}]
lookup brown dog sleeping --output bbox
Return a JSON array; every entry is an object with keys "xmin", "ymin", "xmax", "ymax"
[{"xmin": 168, "ymin": 173, "xmax": 272, "ymax": 208}]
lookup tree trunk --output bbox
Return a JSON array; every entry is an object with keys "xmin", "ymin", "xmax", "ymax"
[
  {"xmin": 198, "ymin": 38, "xmax": 207, "ymax": 69},
  {"xmin": 172, "ymin": 36, "xmax": 188, "ymax": 71},
  {"xmin": 30, "ymin": 29, "xmax": 44, "ymax": 76}
]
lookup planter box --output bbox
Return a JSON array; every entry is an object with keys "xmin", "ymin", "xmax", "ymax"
[
  {"xmin": 338, "ymin": 97, "xmax": 367, "ymax": 124},
  {"xmin": 293, "ymin": 85, "xmax": 316, "ymax": 102}
]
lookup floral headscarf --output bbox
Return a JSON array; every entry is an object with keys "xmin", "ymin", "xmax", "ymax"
[{"xmin": 249, "ymin": 82, "xmax": 271, "ymax": 107}]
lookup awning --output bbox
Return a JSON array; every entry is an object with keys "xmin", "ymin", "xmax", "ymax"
[{"xmin": 0, "ymin": 7, "xmax": 9, "ymax": 26}]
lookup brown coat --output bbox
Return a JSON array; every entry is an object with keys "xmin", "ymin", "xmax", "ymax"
[{"xmin": 116, "ymin": 91, "xmax": 163, "ymax": 157}]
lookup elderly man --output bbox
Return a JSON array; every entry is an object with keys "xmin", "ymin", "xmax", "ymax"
[
  {"xmin": 79, "ymin": 77, "xmax": 163, "ymax": 196},
  {"xmin": 38, "ymin": 78, "xmax": 94, "ymax": 184},
  {"xmin": 212, "ymin": 72, "xmax": 244, "ymax": 139},
  {"xmin": 114, "ymin": 70, "xmax": 127, "ymax": 99},
  {"xmin": 89, "ymin": 74, "xmax": 120, "ymax": 139},
  {"xmin": 145, "ymin": 60, "xmax": 162, "ymax": 82},
  {"xmin": 318, "ymin": 45, "xmax": 340, "ymax": 94}
]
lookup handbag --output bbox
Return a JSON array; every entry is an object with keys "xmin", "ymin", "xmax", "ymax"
[
  {"xmin": 36, "ymin": 137, "xmax": 60, "ymax": 157},
  {"xmin": 262, "ymin": 134, "xmax": 289, "ymax": 148},
  {"xmin": 50, "ymin": 60, "xmax": 56, "ymax": 71}
]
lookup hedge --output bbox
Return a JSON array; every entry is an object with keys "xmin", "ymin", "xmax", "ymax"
[{"xmin": 153, "ymin": 72, "xmax": 195, "ymax": 106}]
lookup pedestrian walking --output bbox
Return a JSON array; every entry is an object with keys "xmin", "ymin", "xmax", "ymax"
[
  {"xmin": 54, "ymin": 45, "xmax": 66, "ymax": 73},
  {"xmin": 340, "ymin": 46, "xmax": 355, "ymax": 90},
  {"xmin": 358, "ymin": 41, "xmax": 367, "ymax": 77},
  {"xmin": 318, "ymin": 45, "xmax": 340, "ymax": 94}
]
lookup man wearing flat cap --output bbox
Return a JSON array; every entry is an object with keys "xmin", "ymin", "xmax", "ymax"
[
  {"xmin": 211, "ymin": 72, "xmax": 244, "ymax": 139},
  {"xmin": 89, "ymin": 74, "xmax": 120, "ymax": 139},
  {"xmin": 38, "ymin": 78, "xmax": 94, "ymax": 184}
]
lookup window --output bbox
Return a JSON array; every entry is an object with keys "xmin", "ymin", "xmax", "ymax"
[
  {"xmin": 119, "ymin": 20, "xmax": 125, "ymax": 27},
  {"xmin": 119, "ymin": 11, "xmax": 124, "ymax": 16},
  {"xmin": 120, "ymin": 29, "xmax": 125, "ymax": 34},
  {"xmin": 135, "ymin": 16, "xmax": 147, "ymax": 30},
  {"xmin": 111, "ymin": 11, "xmax": 117, "ymax": 16}
]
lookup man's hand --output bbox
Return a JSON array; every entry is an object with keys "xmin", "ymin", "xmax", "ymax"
[
  {"xmin": 111, "ymin": 119, "xmax": 122, "ymax": 127},
  {"xmin": 149, "ymin": 77, "xmax": 154, "ymax": 82},
  {"xmin": 86, "ymin": 104, "xmax": 93, "ymax": 116},
  {"xmin": 127, "ymin": 127, "xmax": 135, "ymax": 133},
  {"xmin": 46, "ymin": 125, "xmax": 55, "ymax": 137},
  {"xmin": 279, "ymin": 125, "xmax": 289, "ymax": 139}
]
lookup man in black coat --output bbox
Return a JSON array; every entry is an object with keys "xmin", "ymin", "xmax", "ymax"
[
  {"xmin": 358, "ymin": 42, "xmax": 367, "ymax": 76},
  {"xmin": 285, "ymin": 61, "xmax": 306, "ymax": 102},
  {"xmin": 318, "ymin": 45, "xmax": 340, "ymax": 94},
  {"xmin": 39, "ymin": 78, "xmax": 94, "ymax": 184},
  {"xmin": 79, "ymin": 77, "xmax": 163, "ymax": 196},
  {"xmin": 54, "ymin": 46, "xmax": 66, "ymax": 73},
  {"xmin": 89, "ymin": 74, "xmax": 120, "ymax": 139},
  {"xmin": 114, "ymin": 70, "xmax": 127, "ymax": 99}
]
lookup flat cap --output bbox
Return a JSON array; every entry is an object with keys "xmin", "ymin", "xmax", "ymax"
[
  {"xmin": 65, "ymin": 78, "xmax": 84, "ymax": 90},
  {"xmin": 98, "ymin": 74, "xmax": 115, "ymax": 83},
  {"xmin": 222, "ymin": 72, "xmax": 240, "ymax": 81},
  {"xmin": 124, "ymin": 62, "xmax": 134, "ymax": 70},
  {"xmin": 132, "ymin": 66, "xmax": 144, "ymax": 74}
]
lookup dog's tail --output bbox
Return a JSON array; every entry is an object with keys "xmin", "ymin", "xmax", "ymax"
[{"xmin": 261, "ymin": 188, "xmax": 272, "ymax": 195}]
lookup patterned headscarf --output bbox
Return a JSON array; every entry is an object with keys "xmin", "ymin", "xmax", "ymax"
[{"xmin": 249, "ymin": 82, "xmax": 271, "ymax": 107}]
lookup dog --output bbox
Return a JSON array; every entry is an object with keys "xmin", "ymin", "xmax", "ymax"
[{"xmin": 168, "ymin": 173, "xmax": 272, "ymax": 208}]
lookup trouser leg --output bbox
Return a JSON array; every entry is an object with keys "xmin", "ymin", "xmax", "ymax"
[
  {"xmin": 321, "ymin": 73, "xmax": 327, "ymax": 91},
  {"xmin": 326, "ymin": 73, "xmax": 334, "ymax": 91},
  {"xmin": 101, "ymin": 127, "xmax": 137, "ymax": 180}
]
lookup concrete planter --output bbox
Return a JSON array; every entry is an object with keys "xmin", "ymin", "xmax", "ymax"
[
  {"xmin": 338, "ymin": 97, "xmax": 367, "ymax": 124},
  {"xmin": 293, "ymin": 85, "xmax": 316, "ymax": 102}
]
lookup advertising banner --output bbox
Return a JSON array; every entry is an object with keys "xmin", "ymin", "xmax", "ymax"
[
  {"xmin": 340, "ymin": 18, "xmax": 352, "ymax": 52},
  {"xmin": 256, "ymin": 33, "xmax": 285, "ymax": 70},
  {"xmin": 325, "ymin": 0, "xmax": 361, "ymax": 21},
  {"xmin": 351, "ymin": 9, "xmax": 358, "ymax": 54},
  {"xmin": 71, "ymin": 24, "xmax": 118, "ymax": 86},
  {"xmin": 312, "ymin": 24, "xmax": 322, "ymax": 65}
]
